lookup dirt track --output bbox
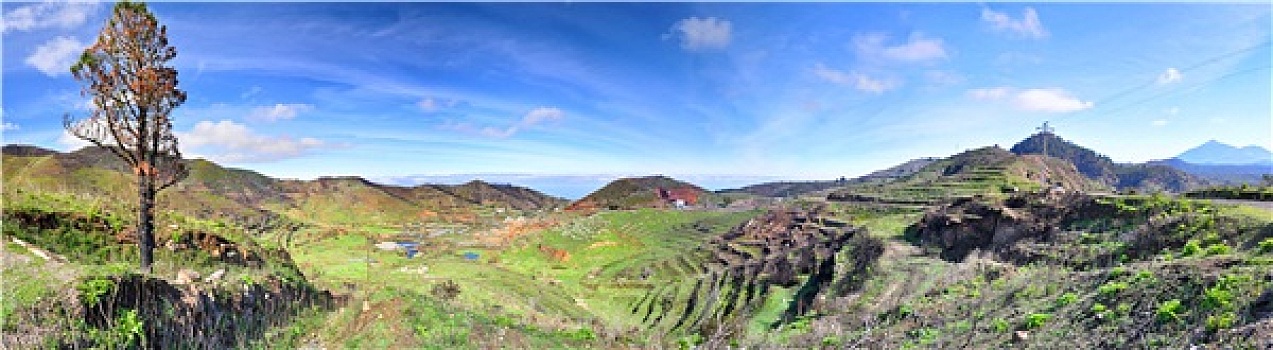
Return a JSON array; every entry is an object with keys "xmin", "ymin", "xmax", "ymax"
[{"xmin": 1206, "ymin": 199, "xmax": 1273, "ymax": 211}]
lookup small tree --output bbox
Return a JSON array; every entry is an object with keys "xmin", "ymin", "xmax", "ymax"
[{"xmin": 65, "ymin": 1, "xmax": 188, "ymax": 273}]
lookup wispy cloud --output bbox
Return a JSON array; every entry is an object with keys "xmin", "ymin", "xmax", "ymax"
[
  {"xmin": 417, "ymin": 97, "xmax": 459, "ymax": 113},
  {"xmin": 667, "ymin": 17, "xmax": 732, "ymax": 52},
  {"xmin": 239, "ymin": 86, "xmax": 263, "ymax": 100},
  {"xmin": 417, "ymin": 97, "xmax": 439, "ymax": 113},
  {"xmin": 1, "ymin": 0, "xmax": 98, "ymax": 33},
  {"xmin": 968, "ymin": 87, "xmax": 1093, "ymax": 113},
  {"xmin": 968, "ymin": 87, "xmax": 1012, "ymax": 100},
  {"xmin": 25, "ymin": 36, "xmax": 85, "ymax": 77},
  {"xmin": 178, "ymin": 120, "xmax": 334, "ymax": 162},
  {"xmin": 1156, "ymin": 68, "xmax": 1183, "ymax": 84},
  {"xmin": 476, "ymin": 107, "xmax": 565, "ymax": 138},
  {"xmin": 1, "ymin": 122, "xmax": 18, "ymax": 131},
  {"xmin": 853, "ymin": 32, "xmax": 948, "ymax": 63},
  {"xmin": 246, "ymin": 103, "xmax": 313, "ymax": 122},
  {"xmin": 981, "ymin": 7, "xmax": 1047, "ymax": 39},
  {"xmin": 812, "ymin": 63, "xmax": 898, "ymax": 93}
]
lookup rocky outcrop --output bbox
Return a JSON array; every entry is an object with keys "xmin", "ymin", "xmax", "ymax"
[
  {"xmin": 907, "ymin": 191, "xmax": 1103, "ymax": 263},
  {"xmin": 66, "ymin": 273, "xmax": 335, "ymax": 348}
]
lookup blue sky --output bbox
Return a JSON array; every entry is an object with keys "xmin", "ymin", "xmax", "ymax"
[{"xmin": 3, "ymin": 2, "xmax": 1270, "ymax": 197}]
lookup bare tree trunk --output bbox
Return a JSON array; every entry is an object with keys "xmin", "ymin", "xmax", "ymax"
[{"xmin": 139, "ymin": 173, "xmax": 156, "ymax": 273}]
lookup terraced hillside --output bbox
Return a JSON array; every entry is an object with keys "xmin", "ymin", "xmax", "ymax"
[
  {"xmin": 726, "ymin": 157, "xmax": 938, "ymax": 198},
  {"xmin": 616, "ymin": 206, "xmax": 883, "ymax": 337},
  {"xmin": 829, "ymin": 146, "xmax": 1104, "ymax": 207}
]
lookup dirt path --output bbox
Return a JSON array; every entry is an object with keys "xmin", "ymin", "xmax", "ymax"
[
  {"xmin": 881, "ymin": 240, "xmax": 923, "ymax": 260},
  {"xmin": 1206, "ymin": 199, "xmax": 1273, "ymax": 211}
]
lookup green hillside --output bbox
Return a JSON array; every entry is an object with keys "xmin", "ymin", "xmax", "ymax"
[
  {"xmin": 3, "ymin": 146, "xmax": 565, "ymax": 229},
  {"xmin": 567, "ymin": 175, "xmax": 706, "ymax": 211}
]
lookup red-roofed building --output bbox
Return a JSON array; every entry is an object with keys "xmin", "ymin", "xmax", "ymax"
[{"xmin": 655, "ymin": 187, "xmax": 700, "ymax": 209}]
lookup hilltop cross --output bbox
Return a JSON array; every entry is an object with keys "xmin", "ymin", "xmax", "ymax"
[{"xmin": 1037, "ymin": 121, "xmax": 1054, "ymax": 158}]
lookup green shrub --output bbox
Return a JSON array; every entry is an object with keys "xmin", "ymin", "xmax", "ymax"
[
  {"xmin": 991, "ymin": 319, "xmax": 1010, "ymax": 333},
  {"xmin": 1156, "ymin": 299, "xmax": 1185, "ymax": 323},
  {"xmin": 1024, "ymin": 313, "xmax": 1051, "ymax": 330},
  {"xmin": 562, "ymin": 327, "xmax": 596, "ymax": 341},
  {"xmin": 1204, "ymin": 243, "xmax": 1231, "ymax": 256},
  {"xmin": 896, "ymin": 304, "xmax": 914, "ymax": 317},
  {"xmin": 910, "ymin": 327, "xmax": 939, "ymax": 345},
  {"xmin": 1259, "ymin": 238, "xmax": 1273, "ymax": 254},
  {"xmin": 1202, "ymin": 287, "xmax": 1234, "ymax": 311},
  {"xmin": 1180, "ymin": 240, "xmax": 1202, "ymax": 257},
  {"xmin": 1090, "ymin": 303, "xmax": 1107, "ymax": 313},
  {"xmin": 1108, "ymin": 266, "xmax": 1127, "ymax": 278},
  {"xmin": 677, "ymin": 333, "xmax": 703, "ymax": 350},
  {"xmin": 1116, "ymin": 303, "xmax": 1132, "ymax": 315},
  {"xmin": 1055, "ymin": 292, "xmax": 1078, "ymax": 308},
  {"xmin": 88, "ymin": 309, "xmax": 145, "ymax": 348},
  {"xmin": 1098, "ymin": 282, "xmax": 1128, "ymax": 297},
  {"xmin": 78, "ymin": 277, "xmax": 116, "ymax": 307},
  {"xmin": 1206, "ymin": 312, "xmax": 1237, "ymax": 332},
  {"xmin": 1201, "ymin": 231, "xmax": 1221, "ymax": 245}
]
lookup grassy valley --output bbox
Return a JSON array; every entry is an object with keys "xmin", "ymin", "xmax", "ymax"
[{"xmin": 5, "ymin": 136, "xmax": 1271, "ymax": 348}]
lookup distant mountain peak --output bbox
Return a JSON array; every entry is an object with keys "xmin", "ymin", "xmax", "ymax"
[{"xmin": 1175, "ymin": 140, "xmax": 1271, "ymax": 165}]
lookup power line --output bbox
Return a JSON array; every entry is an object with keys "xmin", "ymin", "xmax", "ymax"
[{"xmin": 1052, "ymin": 40, "xmax": 1271, "ymax": 128}]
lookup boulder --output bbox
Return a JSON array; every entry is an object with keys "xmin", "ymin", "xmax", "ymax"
[
  {"xmin": 204, "ymin": 269, "xmax": 226, "ymax": 283},
  {"xmin": 175, "ymin": 269, "xmax": 201, "ymax": 285}
]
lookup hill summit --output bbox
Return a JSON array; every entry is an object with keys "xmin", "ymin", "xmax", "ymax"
[
  {"xmin": 566, "ymin": 175, "xmax": 705, "ymax": 211},
  {"xmin": 1009, "ymin": 133, "xmax": 1205, "ymax": 192}
]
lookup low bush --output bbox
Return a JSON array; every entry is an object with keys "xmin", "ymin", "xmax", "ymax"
[
  {"xmin": 1156, "ymin": 299, "xmax": 1184, "ymax": 323},
  {"xmin": 1024, "ymin": 313, "xmax": 1051, "ymax": 330}
]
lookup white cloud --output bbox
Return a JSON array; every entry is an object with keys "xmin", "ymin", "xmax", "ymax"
[
  {"xmin": 1014, "ymin": 89, "xmax": 1093, "ymax": 113},
  {"xmin": 240, "ymin": 86, "xmax": 263, "ymax": 100},
  {"xmin": 1, "ymin": 1, "xmax": 98, "ymax": 33},
  {"xmin": 522, "ymin": 106, "xmax": 564, "ymax": 124},
  {"xmin": 25, "ymin": 36, "xmax": 85, "ymax": 77},
  {"xmin": 177, "ymin": 120, "xmax": 330, "ymax": 162},
  {"xmin": 966, "ymin": 87, "xmax": 1093, "ymax": 113},
  {"xmin": 668, "ymin": 17, "xmax": 732, "ymax": 52},
  {"xmin": 812, "ymin": 63, "xmax": 898, "ymax": 94},
  {"xmin": 1151, "ymin": 120, "xmax": 1169, "ymax": 127},
  {"xmin": 1, "ymin": 122, "xmax": 18, "ymax": 131},
  {"xmin": 470, "ymin": 107, "xmax": 566, "ymax": 139},
  {"xmin": 247, "ymin": 103, "xmax": 313, "ymax": 122},
  {"xmin": 981, "ymin": 7, "xmax": 1048, "ymax": 39},
  {"xmin": 1157, "ymin": 68, "xmax": 1183, "ymax": 84},
  {"xmin": 854, "ymin": 32, "xmax": 948, "ymax": 63}
]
